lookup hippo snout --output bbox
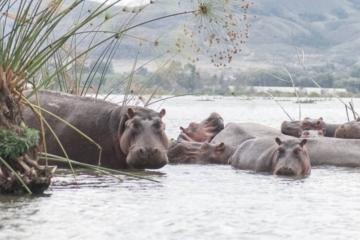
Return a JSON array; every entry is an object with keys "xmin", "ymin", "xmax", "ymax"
[
  {"xmin": 127, "ymin": 146, "xmax": 168, "ymax": 169},
  {"xmin": 274, "ymin": 166, "xmax": 298, "ymax": 176},
  {"xmin": 138, "ymin": 147, "xmax": 159, "ymax": 156}
]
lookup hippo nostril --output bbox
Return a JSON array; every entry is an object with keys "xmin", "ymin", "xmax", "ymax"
[
  {"xmin": 275, "ymin": 167, "xmax": 297, "ymax": 176},
  {"xmin": 139, "ymin": 147, "xmax": 145, "ymax": 154},
  {"xmin": 153, "ymin": 148, "xmax": 159, "ymax": 155}
]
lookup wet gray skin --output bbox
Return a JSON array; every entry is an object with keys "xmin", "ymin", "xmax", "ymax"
[
  {"xmin": 230, "ymin": 137, "xmax": 311, "ymax": 176},
  {"xmin": 211, "ymin": 122, "xmax": 286, "ymax": 147},
  {"xmin": 177, "ymin": 112, "xmax": 224, "ymax": 143}
]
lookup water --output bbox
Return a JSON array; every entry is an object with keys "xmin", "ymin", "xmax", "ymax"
[{"xmin": 1, "ymin": 96, "xmax": 360, "ymax": 240}]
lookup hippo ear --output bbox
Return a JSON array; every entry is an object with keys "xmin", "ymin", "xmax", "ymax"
[
  {"xmin": 319, "ymin": 117, "xmax": 323, "ymax": 121},
  {"xmin": 189, "ymin": 122, "xmax": 197, "ymax": 127},
  {"xmin": 216, "ymin": 142, "xmax": 225, "ymax": 152},
  {"xmin": 127, "ymin": 108, "xmax": 135, "ymax": 119},
  {"xmin": 298, "ymin": 129, "xmax": 303, "ymax": 136},
  {"xmin": 180, "ymin": 126, "xmax": 186, "ymax": 133},
  {"xmin": 275, "ymin": 137, "xmax": 282, "ymax": 145},
  {"xmin": 300, "ymin": 139, "xmax": 307, "ymax": 147},
  {"xmin": 201, "ymin": 143, "xmax": 208, "ymax": 150},
  {"xmin": 159, "ymin": 109, "xmax": 166, "ymax": 118},
  {"xmin": 321, "ymin": 128, "xmax": 326, "ymax": 135}
]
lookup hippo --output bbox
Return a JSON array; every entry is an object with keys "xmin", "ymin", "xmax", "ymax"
[
  {"xmin": 229, "ymin": 137, "xmax": 311, "ymax": 176},
  {"xmin": 177, "ymin": 112, "xmax": 224, "ymax": 143},
  {"xmin": 281, "ymin": 117, "xmax": 341, "ymax": 137},
  {"xmin": 300, "ymin": 129, "xmax": 326, "ymax": 138},
  {"xmin": 167, "ymin": 140, "xmax": 236, "ymax": 164},
  {"xmin": 22, "ymin": 90, "xmax": 169, "ymax": 169},
  {"xmin": 335, "ymin": 117, "xmax": 360, "ymax": 139}
]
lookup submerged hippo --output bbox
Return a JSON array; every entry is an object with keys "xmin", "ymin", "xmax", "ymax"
[
  {"xmin": 177, "ymin": 112, "xmax": 224, "ymax": 143},
  {"xmin": 167, "ymin": 140, "xmax": 236, "ymax": 164},
  {"xmin": 281, "ymin": 117, "xmax": 341, "ymax": 137},
  {"xmin": 22, "ymin": 90, "xmax": 169, "ymax": 169},
  {"xmin": 335, "ymin": 117, "xmax": 360, "ymax": 139},
  {"xmin": 300, "ymin": 129, "xmax": 326, "ymax": 138},
  {"xmin": 229, "ymin": 137, "xmax": 311, "ymax": 176}
]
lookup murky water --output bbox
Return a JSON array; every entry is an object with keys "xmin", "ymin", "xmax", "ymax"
[{"xmin": 1, "ymin": 96, "xmax": 360, "ymax": 240}]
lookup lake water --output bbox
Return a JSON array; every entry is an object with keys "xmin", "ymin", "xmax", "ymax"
[{"xmin": 1, "ymin": 96, "xmax": 360, "ymax": 240}]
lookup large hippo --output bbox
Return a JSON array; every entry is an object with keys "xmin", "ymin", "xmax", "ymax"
[
  {"xmin": 281, "ymin": 117, "xmax": 341, "ymax": 137},
  {"xmin": 22, "ymin": 90, "xmax": 169, "ymax": 169},
  {"xmin": 229, "ymin": 137, "xmax": 311, "ymax": 176},
  {"xmin": 335, "ymin": 117, "xmax": 360, "ymax": 139},
  {"xmin": 177, "ymin": 112, "xmax": 224, "ymax": 143},
  {"xmin": 167, "ymin": 140, "xmax": 236, "ymax": 164}
]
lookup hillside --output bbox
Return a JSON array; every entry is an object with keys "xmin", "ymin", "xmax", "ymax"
[
  {"xmin": 89, "ymin": 0, "xmax": 360, "ymax": 76},
  {"xmin": 236, "ymin": 0, "xmax": 360, "ymax": 71},
  {"xmin": 4, "ymin": 1, "xmax": 360, "ymax": 80}
]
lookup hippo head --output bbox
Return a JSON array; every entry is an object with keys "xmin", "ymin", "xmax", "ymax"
[
  {"xmin": 120, "ymin": 107, "xmax": 169, "ymax": 169},
  {"xmin": 281, "ymin": 117, "xmax": 324, "ymax": 138},
  {"xmin": 300, "ymin": 128, "xmax": 326, "ymax": 138},
  {"xmin": 197, "ymin": 142, "xmax": 226, "ymax": 164},
  {"xmin": 272, "ymin": 137, "xmax": 311, "ymax": 176},
  {"xmin": 281, "ymin": 120, "xmax": 302, "ymax": 137},
  {"xmin": 167, "ymin": 141, "xmax": 202, "ymax": 164},
  {"xmin": 335, "ymin": 117, "xmax": 360, "ymax": 139},
  {"xmin": 178, "ymin": 112, "xmax": 224, "ymax": 143},
  {"xmin": 301, "ymin": 117, "xmax": 324, "ymax": 130}
]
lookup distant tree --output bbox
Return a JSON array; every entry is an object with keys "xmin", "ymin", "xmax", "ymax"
[{"xmin": 89, "ymin": 60, "xmax": 114, "ymax": 74}]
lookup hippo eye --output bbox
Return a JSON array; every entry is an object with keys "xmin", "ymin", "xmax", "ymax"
[
  {"xmin": 153, "ymin": 119, "xmax": 165, "ymax": 132},
  {"xmin": 130, "ymin": 118, "xmax": 142, "ymax": 131},
  {"xmin": 277, "ymin": 148, "xmax": 285, "ymax": 154},
  {"xmin": 293, "ymin": 148, "xmax": 301, "ymax": 155},
  {"xmin": 153, "ymin": 119, "xmax": 162, "ymax": 128}
]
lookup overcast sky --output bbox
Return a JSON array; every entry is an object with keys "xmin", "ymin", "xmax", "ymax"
[{"xmin": 91, "ymin": 0, "xmax": 151, "ymax": 7}]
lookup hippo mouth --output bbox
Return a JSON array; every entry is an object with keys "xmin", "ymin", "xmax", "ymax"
[
  {"xmin": 178, "ymin": 132, "xmax": 194, "ymax": 142},
  {"xmin": 127, "ymin": 147, "xmax": 169, "ymax": 169},
  {"xmin": 274, "ymin": 167, "xmax": 299, "ymax": 176}
]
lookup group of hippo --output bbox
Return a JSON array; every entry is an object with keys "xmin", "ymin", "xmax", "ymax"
[
  {"xmin": 22, "ymin": 90, "xmax": 360, "ymax": 177},
  {"xmin": 171, "ymin": 112, "xmax": 360, "ymax": 176}
]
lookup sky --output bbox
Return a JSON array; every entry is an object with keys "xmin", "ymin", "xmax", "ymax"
[{"xmin": 91, "ymin": 0, "xmax": 151, "ymax": 7}]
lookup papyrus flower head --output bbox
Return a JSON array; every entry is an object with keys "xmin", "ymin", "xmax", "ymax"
[{"xmin": 173, "ymin": 0, "xmax": 252, "ymax": 67}]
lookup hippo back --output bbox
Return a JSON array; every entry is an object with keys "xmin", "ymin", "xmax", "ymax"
[{"xmin": 212, "ymin": 122, "xmax": 288, "ymax": 147}]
